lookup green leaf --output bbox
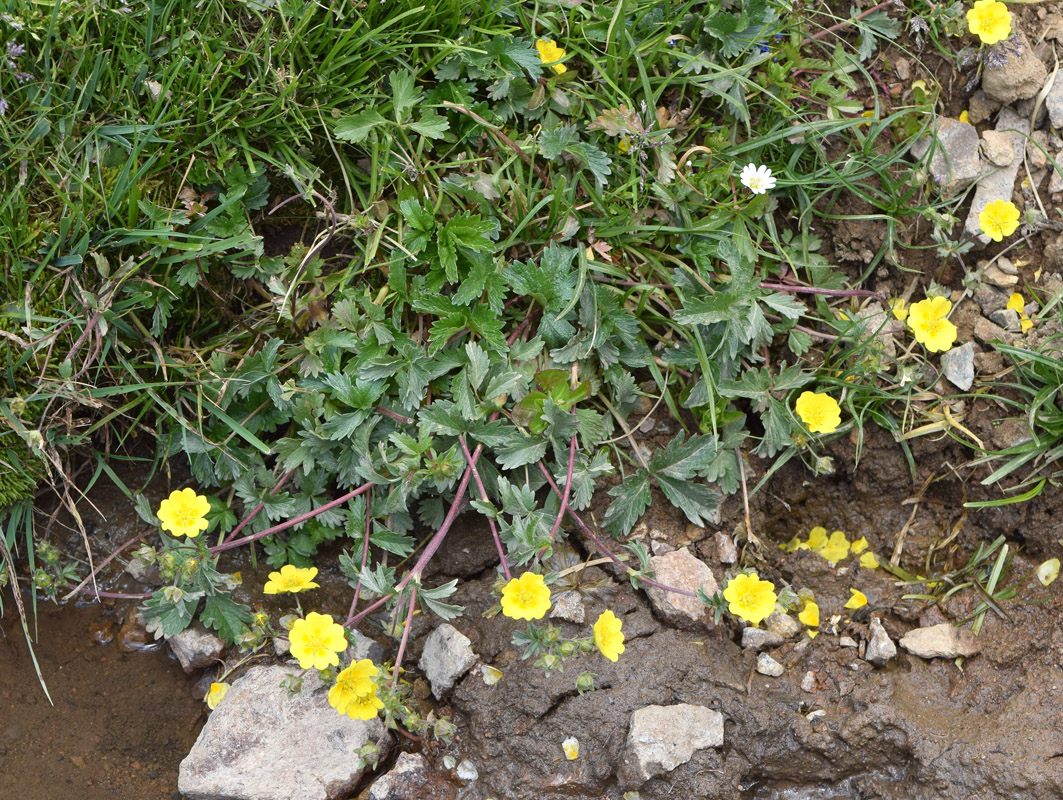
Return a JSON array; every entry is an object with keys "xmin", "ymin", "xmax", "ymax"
[
  {"xmin": 602, "ymin": 471, "xmax": 651, "ymax": 536},
  {"xmin": 484, "ymin": 36, "xmax": 542, "ymax": 78},
  {"xmin": 408, "ymin": 112, "xmax": 450, "ymax": 139},
  {"xmin": 465, "ymin": 342, "xmax": 490, "ymax": 389},
  {"xmin": 390, "ymin": 70, "xmax": 422, "ymax": 122},
  {"xmin": 370, "ymin": 527, "xmax": 415, "ymax": 557},
  {"xmin": 649, "ymin": 433, "xmax": 722, "ymax": 480},
  {"xmin": 142, "ymin": 591, "xmax": 200, "ymax": 638},
  {"xmin": 495, "ymin": 435, "xmax": 549, "ymax": 470},
  {"xmin": 655, "ymin": 476, "xmax": 720, "ymax": 528},
  {"xmin": 335, "ymin": 111, "xmax": 388, "ymax": 143},
  {"xmin": 200, "ymin": 595, "xmax": 254, "ymax": 645}
]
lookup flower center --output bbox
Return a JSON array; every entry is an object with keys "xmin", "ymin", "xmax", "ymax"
[
  {"xmin": 805, "ymin": 406, "xmax": 824, "ymax": 426},
  {"xmin": 738, "ymin": 586, "xmax": 759, "ymax": 609},
  {"xmin": 748, "ymin": 177, "xmax": 762, "ymax": 190},
  {"xmin": 173, "ymin": 504, "xmax": 196, "ymax": 526},
  {"xmin": 925, "ymin": 319, "xmax": 944, "ymax": 338},
  {"xmin": 518, "ymin": 587, "xmax": 537, "ymax": 607},
  {"xmin": 305, "ymin": 632, "xmax": 325, "ymax": 655}
]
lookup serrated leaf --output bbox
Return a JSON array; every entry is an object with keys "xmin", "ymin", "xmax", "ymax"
[
  {"xmin": 390, "ymin": 70, "xmax": 422, "ymax": 121},
  {"xmin": 655, "ymin": 475, "xmax": 720, "ymax": 528},
  {"xmin": 200, "ymin": 594, "xmax": 254, "ymax": 645},
  {"xmin": 649, "ymin": 433, "xmax": 721, "ymax": 480},
  {"xmin": 465, "ymin": 341, "xmax": 490, "ymax": 389},
  {"xmin": 335, "ymin": 111, "xmax": 387, "ymax": 143},
  {"xmin": 496, "ymin": 435, "xmax": 548, "ymax": 470},
  {"xmin": 408, "ymin": 111, "xmax": 450, "ymax": 139},
  {"xmin": 370, "ymin": 527, "xmax": 415, "ymax": 557},
  {"xmin": 602, "ymin": 471, "xmax": 651, "ymax": 536}
]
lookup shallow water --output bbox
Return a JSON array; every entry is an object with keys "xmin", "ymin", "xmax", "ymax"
[{"xmin": 0, "ymin": 593, "xmax": 204, "ymax": 800}]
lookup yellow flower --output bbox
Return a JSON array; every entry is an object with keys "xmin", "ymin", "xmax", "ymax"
[
  {"xmin": 859, "ymin": 552, "xmax": 879, "ymax": 569},
  {"xmin": 723, "ymin": 572, "xmax": 777, "ymax": 626},
  {"xmin": 618, "ymin": 136, "xmax": 631, "ymax": 154},
  {"xmin": 851, "ymin": 536, "xmax": 869, "ymax": 554},
  {"xmin": 288, "ymin": 612, "xmax": 348, "ymax": 670},
  {"xmin": 263, "ymin": 564, "xmax": 321, "ymax": 595},
  {"xmin": 593, "ymin": 609, "xmax": 626, "ymax": 662},
  {"xmin": 536, "ymin": 39, "xmax": 567, "ymax": 74},
  {"xmin": 782, "ymin": 535, "xmax": 808, "ymax": 553},
  {"xmin": 205, "ymin": 682, "xmax": 230, "ymax": 710},
  {"xmin": 500, "ymin": 572, "xmax": 552, "ymax": 620},
  {"xmin": 798, "ymin": 600, "xmax": 819, "ymax": 629},
  {"xmin": 889, "ymin": 298, "xmax": 908, "ymax": 322},
  {"xmin": 959, "ymin": 110, "xmax": 969, "ymax": 123},
  {"xmin": 817, "ymin": 530, "xmax": 851, "ymax": 564},
  {"xmin": 806, "ymin": 526, "xmax": 828, "ymax": 551},
  {"xmin": 907, "ymin": 296, "xmax": 957, "ymax": 353},
  {"xmin": 157, "ymin": 488, "xmax": 211, "ymax": 538},
  {"xmin": 844, "ymin": 588, "xmax": 868, "ymax": 609},
  {"xmin": 978, "ymin": 199, "xmax": 1020, "ymax": 242},
  {"xmin": 967, "ymin": 0, "xmax": 1012, "ymax": 45},
  {"xmin": 795, "ymin": 391, "xmax": 842, "ymax": 434},
  {"xmin": 329, "ymin": 659, "xmax": 383, "ymax": 720}
]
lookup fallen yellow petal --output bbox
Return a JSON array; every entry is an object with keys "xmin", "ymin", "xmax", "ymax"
[
  {"xmin": 844, "ymin": 588, "xmax": 868, "ymax": 609},
  {"xmin": 859, "ymin": 552, "xmax": 879, "ymax": 569},
  {"xmin": 1037, "ymin": 558, "xmax": 1060, "ymax": 587},
  {"xmin": 851, "ymin": 536, "xmax": 869, "ymax": 554}
]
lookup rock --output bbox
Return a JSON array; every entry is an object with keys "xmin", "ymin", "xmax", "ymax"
[
  {"xmin": 865, "ymin": 617, "xmax": 897, "ymax": 667},
  {"xmin": 765, "ymin": 612, "xmax": 803, "ymax": 639},
  {"xmin": 643, "ymin": 547, "xmax": 718, "ymax": 628},
  {"xmin": 839, "ymin": 636, "xmax": 858, "ymax": 648},
  {"xmin": 713, "ymin": 532, "xmax": 737, "ymax": 564},
  {"xmin": 755, "ymin": 653, "xmax": 784, "ymax": 677},
  {"xmin": 1051, "ymin": 161, "xmax": 1063, "ymax": 195},
  {"xmin": 964, "ymin": 108, "xmax": 1031, "ymax": 243},
  {"xmin": 974, "ymin": 317, "xmax": 1009, "ymax": 344},
  {"xmin": 981, "ymin": 33, "xmax": 1048, "ymax": 105},
  {"xmin": 910, "ymin": 117, "xmax": 982, "ymax": 195},
  {"xmin": 1046, "ymin": 71, "xmax": 1063, "ymax": 129},
  {"xmin": 350, "ymin": 629, "xmax": 384, "ymax": 664},
  {"xmin": 980, "ymin": 130, "xmax": 1014, "ymax": 167},
  {"xmin": 975, "ymin": 351, "xmax": 1004, "ymax": 375},
  {"xmin": 1027, "ymin": 131, "xmax": 1049, "ymax": 171},
  {"xmin": 455, "ymin": 760, "xmax": 478, "ymax": 782},
  {"xmin": 179, "ymin": 666, "xmax": 389, "ymax": 800},
  {"xmin": 116, "ymin": 608, "xmax": 156, "ymax": 652},
  {"xmin": 368, "ymin": 753, "xmax": 455, "ymax": 800},
  {"xmin": 168, "ymin": 625, "xmax": 225, "ymax": 673},
  {"xmin": 984, "ymin": 265, "xmax": 1019, "ymax": 288},
  {"xmin": 418, "ymin": 623, "xmax": 477, "ymax": 700},
  {"xmin": 854, "ymin": 300, "xmax": 905, "ymax": 357},
  {"xmin": 550, "ymin": 591, "xmax": 586, "ymax": 624},
  {"xmin": 800, "ymin": 671, "xmax": 816, "ymax": 692},
  {"xmin": 991, "ymin": 418, "xmax": 1033, "ymax": 450},
  {"xmin": 741, "ymin": 628, "xmax": 786, "ymax": 652},
  {"xmin": 973, "ymin": 284, "xmax": 1008, "ymax": 315},
  {"xmin": 617, "ymin": 704, "xmax": 724, "ymax": 787},
  {"xmin": 995, "ymin": 257, "xmax": 1018, "ymax": 275},
  {"xmin": 941, "ymin": 342, "xmax": 975, "ymax": 392},
  {"xmin": 967, "ymin": 90, "xmax": 1000, "ymax": 125},
  {"xmin": 899, "ymin": 623, "xmax": 981, "ymax": 659},
  {"xmin": 990, "ymin": 308, "xmax": 1020, "ymax": 328}
]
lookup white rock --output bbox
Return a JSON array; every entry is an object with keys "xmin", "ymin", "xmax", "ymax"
[
  {"xmin": 179, "ymin": 666, "xmax": 389, "ymax": 800},
  {"xmin": 550, "ymin": 591, "xmax": 586, "ymax": 624},
  {"xmin": 714, "ymin": 532, "xmax": 738, "ymax": 564},
  {"xmin": 910, "ymin": 118, "xmax": 982, "ymax": 195},
  {"xmin": 899, "ymin": 622, "xmax": 981, "ymax": 659},
  {"xmin": 800, "ymin": 671, "xmax": 816, "ymax": 692},
  {"xmin": 419, "ymin": 623, "xmax": 477, "ymax": 699},
  {"xmin": 617, "ymin": 704, "xmax": 724, "ymax": 787},
  {"xmin": 755, "ymin": 652, "xmax": 784, "ymax": 677},
  {"xmin": 168, "ymin": 625, "xmax": 225, "ymax": 674},
  {"xmin": 741, "ymin": 628, "xmax": 786, "ymax": 652},
  {"xmin": 765, "ymin": 612, "xmax": 803, "ymax": 639},
  {"xmin": 369, "ymin": 752, "xmax": 454, "ymax": 800},
  {"xmin": 981, "ymin": 130, "xmax": 1014, "ymax": 166},
  {"xmin": 865, "ymin": 617, "xmax": 897, "ymax": 667},
  {"xmin": 643, "ymin": 547, "xmax": 718, "ymax": 628}
]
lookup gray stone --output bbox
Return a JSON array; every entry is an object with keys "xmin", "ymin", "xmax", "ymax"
[
  {"xmin": 550, "ymin": 591, "xmax": 586, "ymax": 624},
  {"xmin": 865, "ymin": 617, "xmax": 897, "ymax": 667},
  {"xmin": 714, "ymin": 532, "xmax": 738, "ymax": 564},
  {"xmin": 974, "ymin": 317, "xmax": 1008, "ymax": 344},
  {"xmin": 981, "ymin": 33, "xmax": 1048, "ymax": 105},
  {"xmin": 964, "ymin": 108, "xmax": 1031, "ymax": 243},
  {"xmin": 995, "ymin": 257, "xmax": 1018, "ymax": 275},
  {"xmin": 967, "ymin": 90, "xmax": 1000, "ymax": 125},
  {"xmin": 617, "ymin": 704, "xmax": 724, "ymax": 787},
  {"xmin": 990, "ymin": 308, "xmax": 1020, "ymax": 328},
  {"xmin": 899, "ymin": 623, "xmax": 981, "ymax": 659},
  {"xmin": 179, "ymin": 666, "xmax": 389, "ymax": 800},
  {"xmin": 941, "ymin": 342, "xmax": 975, "ymax": 392},
  {"xmin": 455, "ymin": 760, "xmax": 478, "ymax": 782},
  {"xmin": 1051, "ymin": 161, "xmax": 1063, "ymax": 194},
  {"xmin": 800, "ymin": 671, "xmax": 817, "ymax": 692},
  {"xmin": 168, "ymin": 625, "xmax": 224, "ymax": 674},
  {"xmin": 418, "ymin": 623, "xmax": 477, "ymax": 699},
  {"xmin": 911, "ymin": 117, "xmax": 982, "ymax": 195},
  {"xmin": 973, "ymin": 284, "xmax": 1008, "ymax": 315},
  {"xmin": 1046, "ymin": 71, "xmax": 1063, "ymax": 129},
  {"xmin": 839, "ymin": 636, "xmax": 858, "ymax": 648},
  {"xmin": 765, "ymin": 612, "xmax": 803, "ymax": 639},
  {"xmin": 369, "ymin": 753, "xmax": 455, "ymax": 800},
  {"xmin": 643, "ymin": 547, "xmax": 718, "ymax": 628},
  {"xmin": 981, "ymin": 130, "xmax": 1014, "ymax": 166},
  {"xmin": 984, "ymin": 265, "xmax": 1019, "ymax": 288},
  {"xmin": 741, "ymin": 628, "xmax": 786, "ymax": 652},
  {"xmin": 755, "ymin": 652, "xmax": 785, "ymax": 677},
  {"xmin": 124, "ymin": 555, "xmax": 161, "ymax": 585},
  {"xmin": 350, "ymin": 629, "xmax": 384, "ymax": 664},
  {"xmin": 1027, "ymin": 131, "xmax": 1049, "ymax": 171}
]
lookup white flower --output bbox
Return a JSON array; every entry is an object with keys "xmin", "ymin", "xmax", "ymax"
[{"xmin": 739, "ymin": 163, "xmax": 776, "ymax": 194}]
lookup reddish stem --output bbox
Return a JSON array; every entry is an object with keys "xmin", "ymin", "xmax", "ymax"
[
  {"xmin": 211, "ymin": 483, "xmax": 373, "ymax": 553},
  {"xmin": 459, "ymin": 435, "xmax": 511, "ymax": 580},
  {"xmin": 347, "ymin": 487, "xmax": 374, "ymax": 623},
  {"xmin": 545, "ymin": 435, "xmax": 577, "ymax": 543},
  {"xmin": 223, "ymin": 468, "xmax": 297, "ymax": 545},
  {"xmin": 391, "ymin": 585, "xmax": 417, "ymax": 688},
  {"xmin": 536, "ymin": 462, "xmax": 697, "ymax": 599}
]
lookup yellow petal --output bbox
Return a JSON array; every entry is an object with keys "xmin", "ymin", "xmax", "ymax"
[
  {"xmin": 562, "ymin": 736, "xmax": 580, "ymax": 760},
  {"xmin": 844, "ymin": 589, "xmax": 867, "ymax": 609},
  {"xmin": 1037, "ymin": 558, "xmax": 1060, "ymax": 587},
  {"xmin": 798, "ymin": 601, "xmax": 819, "ymax": 628},
  {"xmin": 851, "ymin": 536, "xmax": 869, "ymax": 554},
  {"xmin": 859, "ymin": 552, "xmax": 879, "ymax": 569}
]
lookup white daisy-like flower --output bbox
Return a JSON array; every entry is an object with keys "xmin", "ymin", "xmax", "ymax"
[{"xmin": 739, "ymin": 163, "xmax": 776, "ymax": 194}]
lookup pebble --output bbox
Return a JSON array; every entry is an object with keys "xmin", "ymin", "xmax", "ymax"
[
  {"xmin": 980, "ymin": 130, "xmax": 1014, "ymax": 167},
  {"xmin": 714, "ymin": 532, "xmax": 738, "ymax": 564},
  {"xmin": 455, "ymin": 760, "xmax": 478, "ymax": 782},
  {"xmin": 643, "ymin": 547, "xmax": 719, "ymax": 628},
  {"xmin": 765, "ymin": 612, "xmax": 803, "ymax": 639},
  {"xmin": 984, "ymin": 265, "xmax": 1018, "ymax": 288},
  {"xmin": 899, "ymin": 622, "xmax": 981, "ymax": 659},
  {"xmin": 418, "ymin": 623, "xmax": 478, "ymax": 700},
  {"xmin": 941, "ymin": 342, "xmax": 975, "ymax": 392},
  {"xmin": 755, "ymin": 653, "xmax": 784, "ymax": 677},
  {"xmin": 800, "ymin": 671, "xmax": 816, "ymax": 693},
  {"xmin": 910, "ymin": 117, "xmax": 982, "ymax": 195},
  {"xmin": 1046, "ymin": 70, "xmax": 1063, "ymax": 129},
  {"xmin": 839, "ymin": 636, "xmax": 858, "ymax": 648},
  {"xmin": 369, "ymin": 752, "xmax": 455, "ymax": 800},
  {"xmin": 964, "ymin": 109, "xmax": 1030, "ymax": 243},
  {"xmin": 989, "ymin": 309, "xmax": 1020, "ymax": 329},
  {"xmin": 550, "ymin": 591, "xmax": 586, "ymax": 624},
  {"xmin": 168, "ymin": 625, "xmax": 225, "ymax": 674},
  {"xmin": 981, "ymin": 32, "xmax": 1048, "ymax": 105},
  {"xmin": 865, "ymin": 617, "xmax": 897, "ymax": 667},
  {"xmin": 974, "ymin": 317, "xmax": 1007, "ymax": 344},
  {"xmin": 741, "ymin": 628, "xmax": 786, "ymax": 652},
  {"xmin": 617, "ymin": 704, "xmax": 724, "ymax": 788}
]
